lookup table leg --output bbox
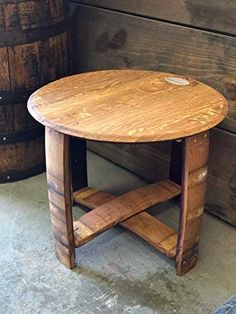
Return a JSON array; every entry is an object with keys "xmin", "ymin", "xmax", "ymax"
[
  {"xmin": 45, "ymin": 128, "xmax": 75, "ymax": 268},
  {"xmin": 176, "ymin": 131, "xmax": 209, "ymax": 275},
  {"xmin": 70, "ymin": 137, "xmax": 88, "ymax": 192},
  {"xmin": 170, "ymin": 139, "xmax": 183, "ymax": 185}
]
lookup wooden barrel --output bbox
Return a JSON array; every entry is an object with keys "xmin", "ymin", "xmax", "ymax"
[{"xmin": 0, "ymin": 0, "xmax": 71, "ymax": 183}]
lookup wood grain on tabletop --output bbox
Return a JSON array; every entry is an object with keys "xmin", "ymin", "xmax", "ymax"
[
  {"xmin": 28, "ymin": 70, "xmax": 228, "ymax": 142},
  {"xmin": 73, "ymin": 5, "xmax": 236, "ymax": 134}
]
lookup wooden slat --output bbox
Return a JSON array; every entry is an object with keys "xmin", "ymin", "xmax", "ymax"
[
  {"xmin": 73, "ymin": 5, "xmax": 236, "ymax": 133},
  {"xmin": 122, "ymin": 212, "xmax": 177, "ymax": 257},
  {"xmin": 74, "ymin": 180, "xmax": 180, "ymax": 246},
  {"xmin": 74, "ymin": 181, "xmax": 181, "ymax": 212},
  {"xmin": 8, "ymin": 42, "xmax": 40, "ymax": 90},
  {"xmin": 176, "ymin": 131, "xmax": 209, "ymax": 275},
  {"xmin": 45, "ymin": 128, "xmax": 75, "ymax": 269},
  {"xmin": 74, "ymin": 197, "xmax": 139, "ymax": 246},
  {"xmin": 0, "ymin": 47, "xmax": 10, "ymax": 91},
  {"xmin": 74, "ymin": 187, "xmax": 115, "ymax": 207},
  {"xmin": 73, "ymin": 180, "xmax": 180, "ymax": 256},
  {"xmin": 78, "ymin": 0, "xmax": 236, "ymax": 35},
  {"xmin": 0, "ymin": 5, "xmax": 4, "ymax": 32}
]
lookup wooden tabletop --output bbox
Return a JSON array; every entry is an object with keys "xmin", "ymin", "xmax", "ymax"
[{"xmin": 28, "ymin": 70, "xmax": 228, "ymax": 142}]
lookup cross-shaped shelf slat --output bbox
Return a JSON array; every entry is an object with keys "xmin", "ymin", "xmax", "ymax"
[{"xmin": 73, "ymin": 180, "xmax": 180, "ymax": 257}]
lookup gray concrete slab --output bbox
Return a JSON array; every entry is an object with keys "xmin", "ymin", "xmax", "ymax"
[{"xmin": 0, "ymin": 151, "xmax": 235, "ymax": 314}]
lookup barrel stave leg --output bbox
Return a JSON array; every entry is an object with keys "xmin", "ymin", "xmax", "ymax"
[
  {"xmin": 45, "ymin": 127, "xmax": 75, "ymax": 268},
  {"xmin": 176, "ymin": 131, "xmax": 209, "ymax": 275}
]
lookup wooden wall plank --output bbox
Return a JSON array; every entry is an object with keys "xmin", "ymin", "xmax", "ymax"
[
  {"xmin": 73, "ymin": 5, "xmax": 236, "ymax": 133},
  {"xmin": 77, "ymin": 0, "xmax": 236, "ymax": 35}
]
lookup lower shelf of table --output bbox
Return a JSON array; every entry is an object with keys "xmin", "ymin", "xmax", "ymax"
[
  {"xmin": 121, "ymin": 212, "xmax": 177, "ymax": 257},
  {"xmin": 73, "ymin": 180, "xmax": 181, "ymax": 258}
]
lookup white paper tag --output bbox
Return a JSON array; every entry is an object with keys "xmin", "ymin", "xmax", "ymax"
[{"xmin": 165, "ymin": 77, "xmax": 190, "ymax": 86}]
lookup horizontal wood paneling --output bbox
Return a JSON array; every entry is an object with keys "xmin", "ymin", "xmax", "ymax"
[
  {"xmin": 76, "ymin": 0, "xmax": 236, "ymax": 35},
  {"xmin": 73, "ymin": 5, "xmax": 236, "ymax": 133}
]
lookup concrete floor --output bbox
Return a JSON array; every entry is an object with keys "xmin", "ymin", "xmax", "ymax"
[{"xmin": 0, "ymin": 151, "xmax": 236, "ymax": 314}]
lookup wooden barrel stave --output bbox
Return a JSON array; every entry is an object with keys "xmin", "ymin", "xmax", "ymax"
[
  {"xmin": 0, "ymin": 0, "xmax": 69, "ymax": 31},
  {"xmin": 0, "ymin": 0, "xmax": 71, "ymax": 183},
  {"xmin": 3, "ymin": 31, "xmax": 71, "ymax": 90},
  {"xmin": 0, "ymin": 137, "xmax": 45, "ymax": 183},
  {"xmin": 0, "ymin": 101, "xmax": 39, "ymax": 134}
]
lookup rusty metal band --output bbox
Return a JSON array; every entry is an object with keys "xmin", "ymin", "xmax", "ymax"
[
  {"xmin": 0, "ymin": 89, "xmax": 35, "ymax": 105},
  {"xmin": 0, "ymin": 0, "xmax": 60, "ymax": 3},
  {"xmin": 0, "ymin": 13, "xmax": 72, "ymax": 47},
  {"xmin": 0, "ymin": 163, "xmax": 45, "ymax": 184},
  {"xmin": 0, "ymin": 127, "xmax": 44, "ymax": 145}
]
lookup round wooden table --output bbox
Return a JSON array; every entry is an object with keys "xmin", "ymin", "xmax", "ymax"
[{"xmin": 28, "ymin": 70, "xmax": 228, "ymax": 275}]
